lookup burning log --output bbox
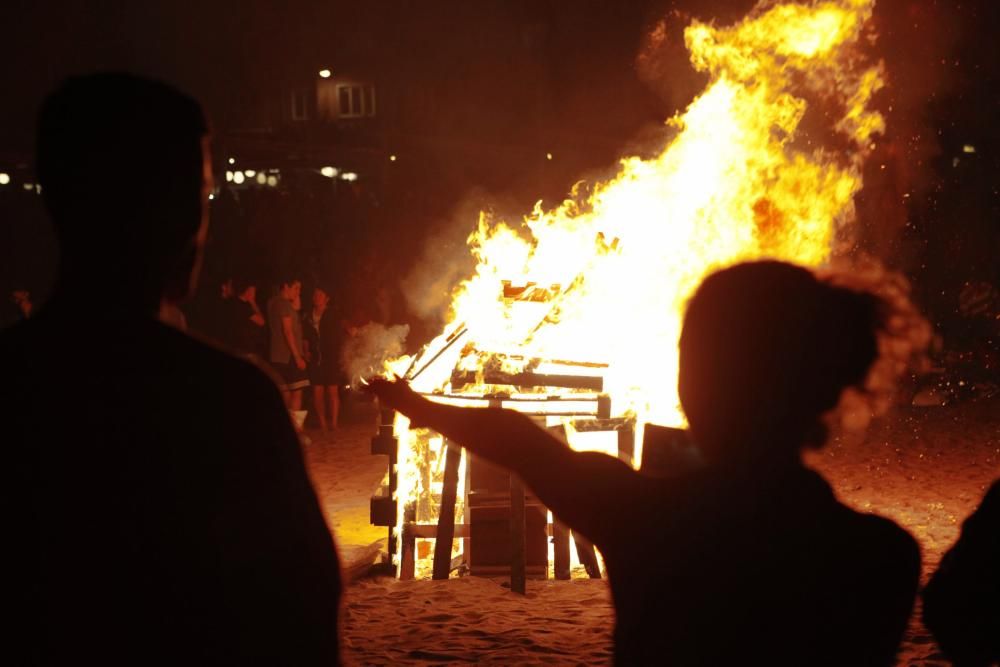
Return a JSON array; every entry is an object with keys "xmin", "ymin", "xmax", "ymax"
[
  {"xmin": 399, "ymin": 502, "xmax": 417, "ymax": 580},
  {"xmin": 432, "ymin": 440, "xmax": 463, "ymax": 580},
  {"xmin": 510, "ymin": 474, "xmax": 527, "ymax": 594},
  {"xmin": 407, "ymin": 324, "xmax": 468, "ymax": 382},
  {"xmin": 450, "ymin": 369, "xmax": 603, "ymax": 391},
  {"xmin": 553, "ymin": 519, "xmax": 571, "ymax": 580}
]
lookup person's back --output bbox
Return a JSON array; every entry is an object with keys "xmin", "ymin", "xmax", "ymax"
[
  {"xmin": 923, "ymin": 479, "xmax": 1000, "ymax": 666},
  {"xmin": 602, "ymin": 464, "xmax": 918, "ymax": 665},
  {"xmin": 3, "ymin": 73, "xmax": 341, "ymax": 664}
]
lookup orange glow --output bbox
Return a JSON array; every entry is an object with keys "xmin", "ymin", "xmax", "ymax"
[{"xmin": 385, "ymin": 0, "xmax": 885, "ymax": 573}]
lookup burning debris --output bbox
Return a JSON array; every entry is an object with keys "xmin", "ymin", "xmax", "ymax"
[{"xmin": 371, "ymin": 0, "xmax": 911, "ymax": 580}]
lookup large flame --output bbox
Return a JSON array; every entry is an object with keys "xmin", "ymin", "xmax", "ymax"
[
  {"xmin": 394, "ymin": 0, "xmax": 884, "ymax": 425},
  {"xmin": 385, "ymin": 0, "xmax": 885, "ymax": 571}
]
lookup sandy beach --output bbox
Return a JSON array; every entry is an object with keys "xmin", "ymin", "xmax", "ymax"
[{"xmin": 304, "ymin": 397, "xmax": 999, "ymax": 666}]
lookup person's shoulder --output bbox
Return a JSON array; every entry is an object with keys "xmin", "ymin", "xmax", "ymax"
[
  {"xmin": 161, "ymin": 324, "xmax": 277, "ymax": 391},
  {"xmin": 846, "ymin": 506, "xmax": 921, "ymax": 575}
]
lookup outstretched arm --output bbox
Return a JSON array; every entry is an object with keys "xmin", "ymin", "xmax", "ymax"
[{"xmin": 370, "ymin": 378, "xmax": 644, "ymax": 547}]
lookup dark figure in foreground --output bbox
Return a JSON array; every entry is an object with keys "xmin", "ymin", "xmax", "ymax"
[
  {"xmin": 373, "ymin": 261, "xmax": 920, "ymax": 666},
  {"xmin": 2, "ymin": 74, "xmax": 341, "ymax": 665},
  {"xmin": 923, "ymin": 479, "xmax": 1000, "ymax": 666}
]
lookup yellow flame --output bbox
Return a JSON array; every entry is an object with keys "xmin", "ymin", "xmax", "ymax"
[
  {"xmin": 400, "ymin": 0, "xmax": 882, "ymax": 428},
  {"xmin": 389, "ymin": 1, "xmax": 885, "ymax": 556}
]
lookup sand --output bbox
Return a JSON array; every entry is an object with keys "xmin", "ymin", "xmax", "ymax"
[{"xmin": 304, "ymin": 397, "xmax": 1000, "ymax": 666}]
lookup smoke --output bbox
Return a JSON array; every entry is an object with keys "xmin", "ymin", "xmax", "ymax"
[
  {"xmin": 341, "ymin": 322, "xmax": 410, "ymax": 386},
  {"xmin": 821, "ymin": 257, "xmax": 933, "ymax": 432},
  {"xmin": 400, "ymin": 188, "xmax": 525, "ymax": 329}
]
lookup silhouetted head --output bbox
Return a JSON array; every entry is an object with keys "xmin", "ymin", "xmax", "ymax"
[
  {"xmin": 234, "ymin": 278, "xmax": 257, "ymax": 302},
  {"xmin": 37, "ymin": 73, "xmax": 211, "ymax": 310},
  {"xmin": 313, "ymin": 286, "xmax": 330, "ymax": 309},
  {"xmin": 278, "ymin": 277, "xmax": 302, "ymax": 302},
  {"xmin": 678, "ymin": 261, "xmax": 880, "ymax": 464}
]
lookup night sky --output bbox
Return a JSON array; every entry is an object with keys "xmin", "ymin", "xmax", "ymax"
[{"xmin": 1, "ymin": 0, "xmax": 997, "ymax": 327}]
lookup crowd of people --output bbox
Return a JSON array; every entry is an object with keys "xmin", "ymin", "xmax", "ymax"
[
  {"xmin": 2, "ymin": 73, "xmax": 997, "ymax": 666},
  {"xmin": 184, "ymin": 274, "xmax": 348, "ymax": 431}
]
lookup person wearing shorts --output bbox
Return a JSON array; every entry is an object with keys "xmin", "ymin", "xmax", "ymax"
[{"xmin": 267, "ymin": 277, "xmax": 309, "ymax": 409}]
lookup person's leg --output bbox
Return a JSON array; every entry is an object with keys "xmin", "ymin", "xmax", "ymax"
[
  {"xmin": 313, "ymin": 385, "xmax": 328, "ymax": 431},
  {"xmin": 290, "ymin": 388, "xmax": 303, "ymax": 411},
  {"xmin": 331, "ymin": 384, "xmax": 341, "ymax": 430}
]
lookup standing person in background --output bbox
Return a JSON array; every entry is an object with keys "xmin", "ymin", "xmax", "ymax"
[
  {"xmin": 303, "ymin": 286, "xmax": 343, "ymax": 432},
  {"xmin": 3, "ymin": 73, "xmax": 342, "ymax": 665},
  {"xmin": 230, "ymin": 277, "xmax": 266, "ymax": 359},
  {"xmin": 267, "ymin": 277, "xmax": 309, "ymax": 411}
]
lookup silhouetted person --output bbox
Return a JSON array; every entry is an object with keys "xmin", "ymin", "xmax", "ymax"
[
  {"xmin": 2, "ymin": 74, "xmax": 342, "ymax": 665},
  {"xmin": 372, "ymin": 261, "xmax": 920, "ymax": 666},
  {"xmin": 923, "ymin": 480, "xmax": 1000, "ymax": 666}
]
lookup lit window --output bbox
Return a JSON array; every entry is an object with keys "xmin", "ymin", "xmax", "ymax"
[{"xmin": 336, "ymin": 84, "xmax": 376, "ymax": 118}]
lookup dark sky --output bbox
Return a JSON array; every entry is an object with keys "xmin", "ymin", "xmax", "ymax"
[
  {"xmin": 1, "ymin": 1, "xmax": 997, "ymax": 269},
  {"xmin": 0, "ymin": 0, "xmax": 997, "ymax": 324},
  {"xmin": 0, "ymin": 0, "xmax": 751, "ymax": 153},
  {"xmin": 1, "ymin": 1, "xmax": 996, "ymax": 155}
]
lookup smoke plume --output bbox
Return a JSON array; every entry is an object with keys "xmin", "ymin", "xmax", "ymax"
[{"xmin": 342, "ymin": 322, "xmax": 411, "ymax": 386}]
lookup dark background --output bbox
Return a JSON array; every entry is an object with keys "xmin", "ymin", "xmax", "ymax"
[{"xmin": 0, "ymin": 0, "xmax": 997, "ymax": 347}]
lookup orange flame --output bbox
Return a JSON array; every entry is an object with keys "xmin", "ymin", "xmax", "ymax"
[
  {"xmin": 393, "ymin": 0, "xmax": 883, "ymax": 427},
  {"xmin": 386, "ymin": 0, "xmax": 886, "ymax": 570}
]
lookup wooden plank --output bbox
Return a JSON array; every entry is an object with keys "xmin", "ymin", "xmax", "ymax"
[
  {"xmin": 510, "ymin": 474, "xmax": 527, "ymax": 594},
  {"xmin": 462, "ymin": 449, "xmax": 471, "ymax": 568},
  {"xmin": 451, "ymin": 369, "xmax": 603, "ymax": 391},
  {"xmin": 399, "ymin": 523, "xmax": 416, "ymax": 580},
  {"xmin": 573, "ymin": 532, "xmax": 602, "ymax": 579},
  {"xmin": 553, "ymin": 519, "xmax": 571, "ymax": 580},
  {"xmin": 617, "ymin": 422, "xmax": 635, "ymax": 467},
  {"xmin": 432, "ymin": 440, "xmax": 463, "ymax": 580}
]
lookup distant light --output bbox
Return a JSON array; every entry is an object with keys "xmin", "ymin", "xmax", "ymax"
[
  {"xmin": 320, "ymin": 166, "xmax": 337, "ymax": 178},
  {"xmin": 244, "ymin": 169, "xmax": 256, "ymax": 177},
  {"xmin": 341, "ymin": 172, "xmax": 358, "ymax": 182},
  {"xmin": 228, "ymin": 157, "xmax": 236, "ymax": 165},
  {"xmin": 266, "ymin": 175, "xmax": 278, "ymax": 187},
  {"xmin": 23, "ymin": 183, "xmax": 34, "ymax": 191},
  {"xmin": 319, "ymin": 69, "xmax": 332, "ymax": 79},
  {"xmin": 233, "ymin": 171, "xmax": 245, "ymax": 185},
  {"xmin": 225, "ymin": 171, "xmax": 234, "ymax": 182},
  {"xmin": 546, "ymin": 152, "xmax": 553, "ymax": 160},
  {"xmin": 208, "ymin": 193, "xmax": 215, "ymax": 200},
  {"xmin": 0, "ymin": 172, "xmax": 9, "ymax": 185},
  {"xmin": 962, "ymin": 144, "xmax": 976, "ymax": 154},
  {"xmin": 256, "ymin": 172, "xmax": 267, "ymax": 184},
  {"xmin": 389, "ymin": 154, "xmax": 397, "ymax": 162}
]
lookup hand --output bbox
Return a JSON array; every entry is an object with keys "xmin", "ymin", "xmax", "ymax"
[
  {"xmin": 366, "ymin": 376, "xmax": 424, "ymax": 416},
  {"xmin": 295, "ymin": 357, "xmax": 307, "ymax": 371}
]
